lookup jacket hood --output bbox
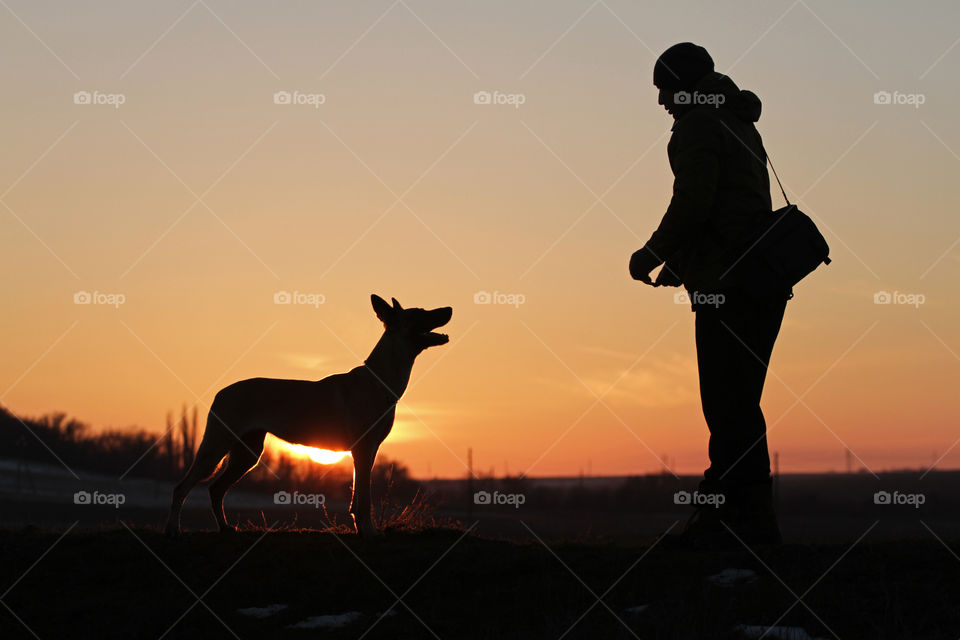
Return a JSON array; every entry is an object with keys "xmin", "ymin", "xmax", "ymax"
[{"xmin": 692, "ymin": 72, "xmax": 762, "ymax": 123}]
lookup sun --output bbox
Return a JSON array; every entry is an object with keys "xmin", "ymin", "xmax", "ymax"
[{"xmin": 270, "ymin": 438, "xmax": 350, "ymax": 465}]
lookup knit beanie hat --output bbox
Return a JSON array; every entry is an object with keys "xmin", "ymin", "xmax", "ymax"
[{"xmin": 653, "ymin": 43, "xmax": 714, "ymax": 90}]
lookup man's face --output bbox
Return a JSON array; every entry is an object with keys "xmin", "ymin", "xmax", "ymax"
[{"xmin": 657, "ymin": 87, "xmax": 691, "ymax": 119}]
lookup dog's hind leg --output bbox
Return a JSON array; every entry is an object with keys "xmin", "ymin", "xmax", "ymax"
[
  {"xmin": 208, "ymin": 431, "xmax": 266, "ymax": 533},
  {"xmin": 164, "ymin": 415, "xmax": 233, "ymax": 537}
]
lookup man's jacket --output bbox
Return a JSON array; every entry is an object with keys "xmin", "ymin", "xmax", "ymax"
[{"xmin": 643, "ymin": 72, "xmax": 773, "ymax": 293}]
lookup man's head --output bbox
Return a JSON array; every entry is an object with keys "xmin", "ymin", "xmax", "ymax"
[{"xmin": 653, "ymin": 42, "xmax": 714, "ymax": 117}]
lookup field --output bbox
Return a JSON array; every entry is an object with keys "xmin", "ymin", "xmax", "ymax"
[
  {"xmin": 2, "ymin": 524, "xmax": 959, "ymax": 639},
  {"xmin": 4, "ymin": 452, "xmax": 960, "ymax": 638}
]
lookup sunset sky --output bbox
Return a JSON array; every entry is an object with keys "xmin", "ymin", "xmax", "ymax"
[{"xmin": 2, "ymin": 0, "xmax": 959, "ymax": 478}]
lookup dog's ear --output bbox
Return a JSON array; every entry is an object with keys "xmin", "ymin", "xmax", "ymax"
[
  {"xmin": 391, "ymin": 297, "xmax": 403, "ymax": 311},
  {"xmin": 371, "ymin": 294, "xmax": 394, "ymax": 324}
]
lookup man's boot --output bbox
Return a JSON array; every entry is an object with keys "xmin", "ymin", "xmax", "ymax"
[
  {"xmin": 659, "ymin": 482, "xmax": 738, "ymax": 550},
  {"xmin": 728, "ymin": 482, "xmax": 782, "ymax": 546}
]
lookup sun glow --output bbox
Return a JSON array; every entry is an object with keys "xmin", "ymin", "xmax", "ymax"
[{"xmin": 271, "ymin": 438, "xmax": 350, "ymax": 465}]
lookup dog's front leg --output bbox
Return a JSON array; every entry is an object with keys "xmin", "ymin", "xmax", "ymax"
[{"xmin": 350, "ymin": 446, "xmax": 381, "ymax": 538}]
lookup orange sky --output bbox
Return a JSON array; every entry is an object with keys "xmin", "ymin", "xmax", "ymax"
[{"xmin": 2, "ymin": 1, "xmax": 959, "ymax": 478}]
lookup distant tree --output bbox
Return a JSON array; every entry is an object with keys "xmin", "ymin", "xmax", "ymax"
[
  {"xmin": 178, "ymin": 404, "xmax": 198, "ymax": 470},
  {"xmin": 0, "ymin": 405, "xmax": 425, "ymax": 501},
  {"xmin": 163, "ymin": 411, "xmax": 178, "ymax": 475}
]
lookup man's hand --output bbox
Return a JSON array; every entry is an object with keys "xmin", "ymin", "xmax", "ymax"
[
  {"xmin": 629, "ymin": 247, "xmax": 662, "ymax": 285},
  {"xmin": 654, "ymin": 263, "xmax": 683, "ymax": 287}
]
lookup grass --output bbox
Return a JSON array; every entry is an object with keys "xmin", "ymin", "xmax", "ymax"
[
  {"xmin": 2, "ymin": 517, "xmax": 959, "ymax": 640},
  {"xmin": 229, "ymin": 481, "xmax": 459, "ymax": 535}
]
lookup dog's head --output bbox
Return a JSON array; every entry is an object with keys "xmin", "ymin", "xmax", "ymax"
[{"xmin": 371, "ymin": 294, "xmax": 452, "ymax": 353}]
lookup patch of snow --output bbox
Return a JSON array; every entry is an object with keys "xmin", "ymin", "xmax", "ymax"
[
  {"xmin": 288, "ymin": 612, "xmax": 363, "ymax": 629},
  {"xmin": 735, "ymin": 624, "xmax": 827, "ymax": 640},
  {"xmin": 706, "ymin": 568, "xmax": 758, "ymax": 587},
  {"xmin": 237, "ymin": 604, "xmax": 288, "ymax": 618}
]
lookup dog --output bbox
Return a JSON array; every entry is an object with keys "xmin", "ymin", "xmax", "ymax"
[{"xmin": 164, "ymin": 294, "xmax": 452, "ymax": 538}]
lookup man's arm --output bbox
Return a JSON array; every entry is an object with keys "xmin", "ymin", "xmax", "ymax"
[{"xmin": 642, "ymin": 114, "xmax": 723, "ymax": 265}]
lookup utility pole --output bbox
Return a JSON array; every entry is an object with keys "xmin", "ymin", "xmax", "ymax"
[{"xmin": 466, "ymin": 447, "xmax": 474, "ymax": 518}]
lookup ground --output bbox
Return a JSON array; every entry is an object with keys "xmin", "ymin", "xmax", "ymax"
[{"xmin": 1, "ymin": 525, "xmax": 958, "ymax": 639}]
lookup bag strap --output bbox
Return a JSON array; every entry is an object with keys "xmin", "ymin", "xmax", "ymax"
[{"xmin": 766, "ymin": 152, "xmax": 791, "ymax": 207}]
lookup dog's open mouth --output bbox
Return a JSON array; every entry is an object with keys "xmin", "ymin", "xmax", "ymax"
[
  {"xmin": 422, "ymin": 331, "xmax": 449, "ymax": 346},
  {"xmin": 418, "ymin": 307, "xmax": 452, "ymax": 347}
]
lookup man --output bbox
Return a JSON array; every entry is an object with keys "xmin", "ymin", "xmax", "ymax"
[{"xmin": 629, "ymin": 43, "xmax": 789, "ymax": 547}]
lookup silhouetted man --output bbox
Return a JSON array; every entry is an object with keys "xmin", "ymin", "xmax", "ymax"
[{"xmin": 630, "ymin": 43, "xmax": 789, "ymax": 547}]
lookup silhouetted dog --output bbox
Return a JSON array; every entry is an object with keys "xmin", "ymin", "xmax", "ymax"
[{"xmin": 164, "ymin": 295, "xmax": 452, "ymax": 538}]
